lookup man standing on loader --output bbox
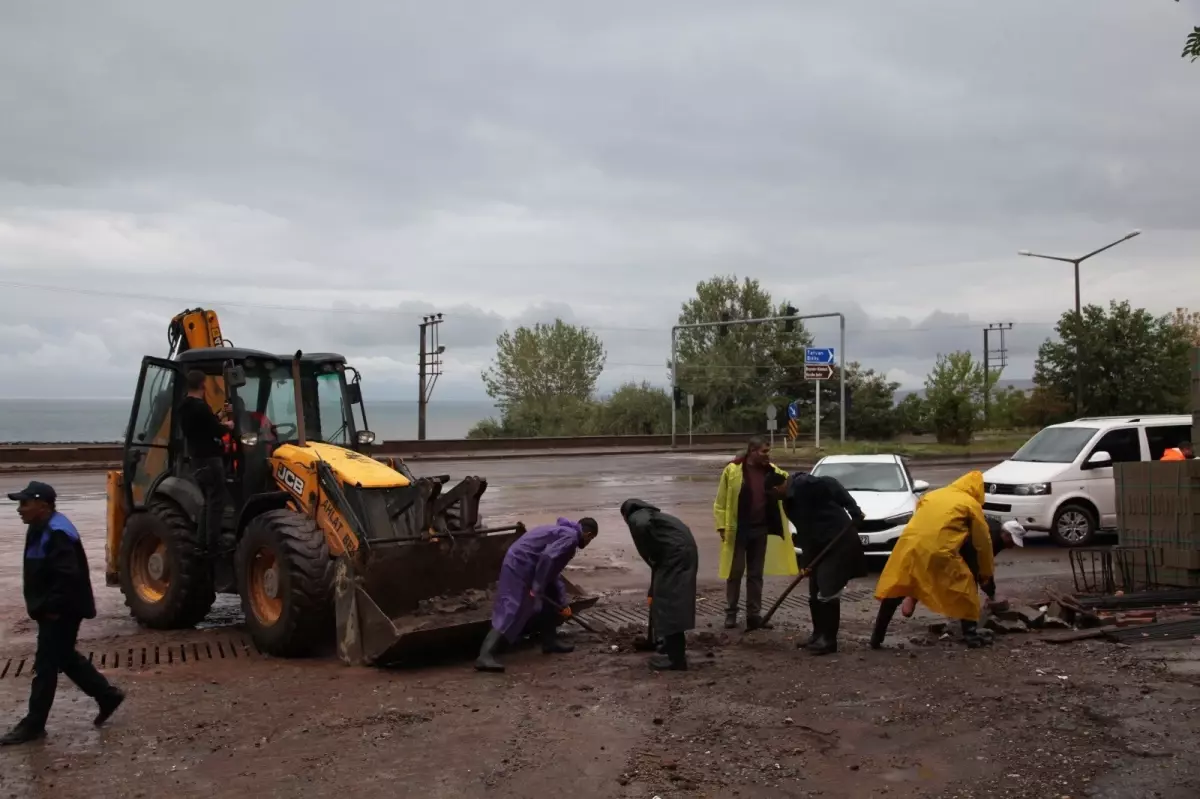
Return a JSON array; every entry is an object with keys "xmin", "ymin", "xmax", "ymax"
[
  {"xmin": 3, "ymin": 481, "xmax": 125, "ymax": 746},
  {"xmin": 178, "ymin": 369, "xmax": 233, "ymax": 551},
  {"xmin": 475, "ymin": 517, "xmax": 599, "ymax": 673}
]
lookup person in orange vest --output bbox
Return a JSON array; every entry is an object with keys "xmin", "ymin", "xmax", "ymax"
[{"xmin": 1161, "ymin": 441, "xmax": 1194, "ymax": 461}]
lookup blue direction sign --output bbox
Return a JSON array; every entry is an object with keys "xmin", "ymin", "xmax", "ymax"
[
  {"xmin": 805, "ymin": 347, "xmax": 836, "ymax": 365},
  {"xmin": 787, "ymin": 401, "xmax": 800, "ymax": 420}
]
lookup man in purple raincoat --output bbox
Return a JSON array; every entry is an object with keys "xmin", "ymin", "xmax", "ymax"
[{"xmin": 475, "ymin": 516, "xmax": 599, "ymax": 673}]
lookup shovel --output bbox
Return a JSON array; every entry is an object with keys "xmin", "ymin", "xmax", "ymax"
[
  {"xmin": 633, "ymin": 576, "xmax": 657, "ymax": 652},
  {"xmin": 539, "ymin": 594, "xmax": 602, "ymax": 634},
  {"xmin": 759, "ymin": 519, "xmax": 857, "ymax": 628}
]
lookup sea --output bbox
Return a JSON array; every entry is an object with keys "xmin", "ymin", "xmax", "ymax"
[{"xmin": 0, "ymin": 398, "xmax": 500, "ymax": 443}]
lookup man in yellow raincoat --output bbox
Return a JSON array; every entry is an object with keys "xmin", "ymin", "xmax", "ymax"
[
  {"xmin": 714, "ymin": 437, "xmax": 799, "ymax": 630},
  {"xmin": 869, "ymin": 471, "xmax": 994, "ymax": 649}
]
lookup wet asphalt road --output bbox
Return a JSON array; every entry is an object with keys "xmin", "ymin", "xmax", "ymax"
[{"xmin": 0, "ymin": 452, "xmax": 1072, "ymax": 648}]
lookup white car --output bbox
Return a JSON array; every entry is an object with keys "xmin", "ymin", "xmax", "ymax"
[
  {"xmin": 981, "ymin": 414, "xmax": 1192, "ymax": 547},
  {"xmin": 788, "ymin": 454, "xmax": 930, "ymax": 558}
]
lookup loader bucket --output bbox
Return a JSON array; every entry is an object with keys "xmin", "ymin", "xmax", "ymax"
[{"xmin": 334, "ymin": 525, "xmax": 598, "ymax": 666}]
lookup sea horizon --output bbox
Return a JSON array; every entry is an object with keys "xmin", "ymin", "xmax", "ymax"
[{"xmin": 0, "ymin": 397, "xmax": 500, "ymax": 443}]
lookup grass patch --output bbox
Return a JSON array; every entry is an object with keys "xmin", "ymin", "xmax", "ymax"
[{"xmin": 778, "ymin": 434, "xmax": 1030, "ymax": 461}]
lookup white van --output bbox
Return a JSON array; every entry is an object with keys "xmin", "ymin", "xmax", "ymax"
[{"xmin": 981, "ymin": 414, "xmax": 1192, "ymax": 547}]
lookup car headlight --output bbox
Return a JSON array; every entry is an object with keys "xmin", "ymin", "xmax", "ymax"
[
  {"xmin": 240, "ymin": 433, "xmax": 259, "ymax": 447},
  {"xmin": 356, "ymin": 430, "xmax": 376, "ymax": 445},
  {"xmin": 883, "ymin": 512, "xmax": 913, "ymax": 527},
  {"xmin": 1013, "ymin": 483, "xmax": 1051, "ymax": 496}
]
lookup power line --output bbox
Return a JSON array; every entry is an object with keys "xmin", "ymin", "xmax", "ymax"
[{"xmin": 0, "ymin": 279, "xmax": 1062, "ymax": 336}]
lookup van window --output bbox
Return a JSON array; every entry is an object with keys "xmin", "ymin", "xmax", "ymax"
[
  {"xmin": 1011, "ymin": 426, "xmax": 1098, "ymax": 463},
  {"xmin": 1089, "ymin": 427, "xmax": 1141, "ymax": 463},
  {"xmin": 1145, "ymin": 424, "xmax": 1192, "ymax": 460}
]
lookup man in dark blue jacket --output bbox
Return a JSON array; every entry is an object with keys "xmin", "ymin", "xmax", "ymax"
[{"xmin": 2, "ymin": 481, "xmax": 125, "ymax": 746}]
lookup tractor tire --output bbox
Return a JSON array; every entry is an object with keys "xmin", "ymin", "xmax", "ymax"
[
  {"xmin": 119, "ymin": 497, "xmax": 216, "ymax": 629},
  {"xmin": 236, "ymin": 509, "xmax": 334, "ymax": 657}
]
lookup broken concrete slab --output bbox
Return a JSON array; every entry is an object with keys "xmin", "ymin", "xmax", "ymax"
[{"xmin": 986, "ymin": 617, "xmax": 1028, "ymax": 634}]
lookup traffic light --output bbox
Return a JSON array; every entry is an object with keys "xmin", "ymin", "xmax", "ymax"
[
  {"xmin": 783, "ymin": 304, "xmax": 798, "ymax": 332},
  {"xmin": 718, "ymin": 311, "xmax": 731, "ymax": 337},
  {"xmin": 673, "ymin": 387, "xmax": 684, "ymax": 408}
]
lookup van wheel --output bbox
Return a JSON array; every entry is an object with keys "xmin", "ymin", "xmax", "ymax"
[{"xmin": 1051, "ymin": 504, "xmax": 1097, "ymax": 547}]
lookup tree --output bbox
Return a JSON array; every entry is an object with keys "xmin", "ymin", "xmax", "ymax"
[
  {"xmin": 481, "ymin": 320, "xmax": 606, "ymax": 410},
  {"xmin": 1177, "ymin": 3, "xmax": 1200, "ymax": 61},
  {"xmin": 987, "ymin": 386, "xmax": 1030, "ymax": 430},
  {"xmin": 924, "ymin": 351, "xmax": 987, "ymax": 445},
  {"xmin": 894, "ymin": 393, "xmax": 931, "ymax": 436},
  {"xmin": 1169, "ymin": 307, "xmax": 1200, "ymax": 347},
  {"xmin": 1032, "ymin": 300, "xmax": 1192, "ymax": 420},
  {"xmin": 671, "ymin": 275, "xmax": 812, "ymax": 433},
  {"xmin": 1021, "ymin": 386, "xmax": 1072, "ymax": 429},
  {"xmin": 593, "ymin": 382, "xmax": 672, "ymax": 435}
]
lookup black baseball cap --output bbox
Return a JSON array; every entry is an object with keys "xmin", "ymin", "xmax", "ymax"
[{"xmin": 7, "ymin": 481, "xmax": 56, "ymax": 503}]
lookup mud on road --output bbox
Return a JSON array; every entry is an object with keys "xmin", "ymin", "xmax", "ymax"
[{"xmin": 4, "ymin": 596, "xmax": 1200, "ymax": 799}]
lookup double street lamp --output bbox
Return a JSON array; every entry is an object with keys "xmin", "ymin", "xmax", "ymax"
[{"xmin": 1017, "ymin": 230, "xmax": 1142, "ymax": 415}]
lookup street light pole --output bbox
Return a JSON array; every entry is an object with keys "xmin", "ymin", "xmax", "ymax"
[{"xmin": 1018, "ymin": 229, "xmax": 1141, "ymax": 416}]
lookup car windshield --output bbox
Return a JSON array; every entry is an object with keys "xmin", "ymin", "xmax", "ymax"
[
  {"xmin": 1010, "ymin": 426, "xmax": 1097, "ymax": 463},
  {"xmin": 811, "ymin": 462, "xmax": 907, "ymax": 492}
]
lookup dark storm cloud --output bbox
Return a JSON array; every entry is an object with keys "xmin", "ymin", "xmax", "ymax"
[{"xmin": 1, "ymin": 1, "xmax": 1197, "ymax": 399}]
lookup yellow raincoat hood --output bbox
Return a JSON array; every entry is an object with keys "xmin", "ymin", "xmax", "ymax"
[{"xmin": 874, "ymin": 470, "xmax": 993, "ymax": 621}]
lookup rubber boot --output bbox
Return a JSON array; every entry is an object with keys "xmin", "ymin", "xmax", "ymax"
[
  {"xmin": 746, "ymin": 616, "xmax": 773, "ymax": 631},
  {"xmin": 0, "ymin": 723, "xmax": 46, "ymax": 747},
  {"xmin": 799, "ymin": 600, "xmax": 822, "ymax": 649},
  {"xmin": 870, "ymin": 598, "xmax": 902, "ymax": 650},
  {"xmin": 961, "ymin": 620, "xmax": 991, "ymax": 649},
  {"xmin": 724, "ymin": 610, "xmax": 738, "ymax": 630},
  {"xmin": 541, "ymin": 617, "xmax": 575, "ymax": 655},
  {"xmin": 809, "ymin": 600, "xmax": 840, "ymax": 656},
  {"xmin": 650, "ymin": 633, "xmax": 688, "ymax": 671},
  {"xmin": 474, "ymin": 629, "xmax": 506, "ymax": 673}
]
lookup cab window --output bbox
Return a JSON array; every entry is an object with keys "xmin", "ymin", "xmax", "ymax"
[
  {"xmin": 1144, "ymin": 424, "xmax": 1191, "ymax": 460},
  {"xmin": 1088, "ymin": 427, "xmax": 1141, "ymax": 464}
]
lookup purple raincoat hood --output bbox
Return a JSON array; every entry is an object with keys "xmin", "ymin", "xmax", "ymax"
[{"xmin": 556, "ymin": 517, "xmax": 583, "ymax": 543}]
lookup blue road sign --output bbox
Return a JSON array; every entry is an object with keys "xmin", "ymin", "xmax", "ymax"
[
  {"xmin": 787, "ymin": 401, "xmax": 800, "ymax": 420},
  {"xmin": 805, "ymin": 347, "xmax": 836, "ymax": 365}
]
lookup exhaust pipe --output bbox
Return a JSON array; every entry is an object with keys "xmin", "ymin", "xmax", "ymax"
[{"xmin": 291, "ymin": 350, "xmax": 307, "ymax": 447}]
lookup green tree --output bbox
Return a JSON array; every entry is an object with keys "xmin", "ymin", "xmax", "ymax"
[
  {"xmin": 894, "ymin": 393, "xmax": 931, "ymax": 436},
  {"xmin": 1169, "ymin": 307, "xmax": 1200, "ymax": 347},
  {"xmin": 1177, "ymin": 3, "xmax": 1200, "ymax": 61},
  {"xmin": 671, "ymin": 275, "xmax": 812, "ymax": 433},
  {"xmin": 1021, "ymin": 385, "xmax": 1072, "ymax": 428},
  {"xmin": 1032, "ymin": 300, "xmax": 1192, "ymax": 419},
  {"xmin": 593, "ymin": 382, "xmax": 672, "ymax": 435},
  {"xmin": 482, "ymin": 319, "xmax": 606, "ymax": 410},
  {"xmin": 924, "ymin": 351, "xmax": 988, "ymax": 445},
  {"xmin": 986, "ymin": 386, "xmax": 1030, "ymax": 430}
]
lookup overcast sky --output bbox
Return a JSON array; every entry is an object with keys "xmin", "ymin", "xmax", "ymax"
[{"xmin": 2, "ymin": 1, "xmax": 1198, "ymax": 401}]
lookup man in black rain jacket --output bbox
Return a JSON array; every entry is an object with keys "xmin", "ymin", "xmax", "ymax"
[
  {"xmin": 768, "ymin": 471, "xmax": 866, "ymax": 655},
  {"xmin": 2, "ymin": 481, "xmax": 124, "ymax": 746},
  {"xmin": 620, "ymin": 499, "xmax": 698, "ymax": 671}
]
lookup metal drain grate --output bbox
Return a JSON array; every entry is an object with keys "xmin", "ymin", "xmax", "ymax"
[
  {"xmin": 578, "ymin": 587, "xmax": 876, "ymax": 633},
  {"xmin": 0, "ymin": 634, "xmax": 263, "ymax": 680}
]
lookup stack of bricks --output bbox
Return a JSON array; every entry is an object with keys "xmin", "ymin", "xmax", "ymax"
[{"xmin": 1115, "ymin": 348, "xmax": 1200, "ymax": 588}]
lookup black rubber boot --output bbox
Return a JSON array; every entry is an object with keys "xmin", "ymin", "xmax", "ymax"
[
  {"xmin": 0, "ymin": 724, "xmax": 46, "ymax": 747},
  {"xmin": 650, "ymin": 633, "xmax": 688, "ymax": 671},
  {"xmin": 746, "ymin": 616, "xmax": 773, "ymax": 631},
  {"xmin": 541, "ymin": 617, "xmax": 575, "ymax": 655},
  {"xmin": 474, "ymin": 629, "xmax": 506, "ymax": 673},
  {"xmin": 870, "ymin": 598, "xmax": 902, "ymax": 650},
  {"xmin": 94, "ymin": 689, "xmax": 126, "ymax": 727},
  {"xmin": 799, "ymin": 600, "xmax": 823, "ymax": 649},
  {"xmin": 809, "ymin": 600, "xmax": 840, "ymax": 656},
  {"xmin": 961, "ymin": 620, "xmax": 991, "ymax": 649}
]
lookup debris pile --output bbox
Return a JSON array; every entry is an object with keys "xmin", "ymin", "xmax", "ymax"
[
  {"xmin": 1038, "ymin": 587, "xmax": 1200, "ymax": 645},
  {"xmin": 413, "ymin": 588, "xmax": 492, "ymax": 616}
]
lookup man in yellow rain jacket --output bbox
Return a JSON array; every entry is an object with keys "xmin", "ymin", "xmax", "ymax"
[
  {"xmin": 714, "ymin": 437, "xmax": 799, "ymax": 630},
  {"xmin": 869, "ymin": 471, "xmax": 994, "ymax": 649}
]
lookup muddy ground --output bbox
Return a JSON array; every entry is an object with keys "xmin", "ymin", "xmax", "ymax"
[{"xmin": 3, "ymin": 453, "xmax": 1190, "ymax": 797}]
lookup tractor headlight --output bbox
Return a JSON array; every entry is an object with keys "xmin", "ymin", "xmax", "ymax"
[
  {"xmin": 356, "ymin": 430, "xmax": 376, "ymax": 445},
  {"xmin": 1014, "ymin": 483, "xmax": 1051, "ymax": 496},
  {"xmin": 240, "ymin": 433, "xmax": 259, "ymax": 447},
  {"xmin": 883, "ymin": 512, "xmax": 913, "ymax": 528}
]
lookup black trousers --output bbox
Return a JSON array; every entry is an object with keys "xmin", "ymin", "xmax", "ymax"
[
  {"xmin": 24, "ymin": 618, "xmax": 117, "ymax": 731},
  {"xmin": 726, "ymin": 531, "xmax": 769, "ymax": 618},
  {"xmin": 194, "ymin": 456, "xmax": 227, "ymax": 551}
]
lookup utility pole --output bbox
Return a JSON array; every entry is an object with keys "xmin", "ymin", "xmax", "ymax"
[
  {"xmin": 982, "ymin": 322, "xmax": 1013, "ymax": 426},
  {"xmin": 417, "ymin": 313, "xmax": 444, "ymax": 440}
]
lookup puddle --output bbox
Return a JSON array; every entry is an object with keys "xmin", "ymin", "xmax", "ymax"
[{"xmin": 880, "ymin": 765, "xmax": 937, "ymax": 783}]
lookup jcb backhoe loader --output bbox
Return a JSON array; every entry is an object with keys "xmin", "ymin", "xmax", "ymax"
[{"xmin": 104, "ymin": 309, "xmax": 596, "ymax": 664}]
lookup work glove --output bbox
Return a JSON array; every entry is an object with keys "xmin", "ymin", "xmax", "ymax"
[{"xmin": 559, "ymin": 606, "xmax": 572, "ymax": 620}]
